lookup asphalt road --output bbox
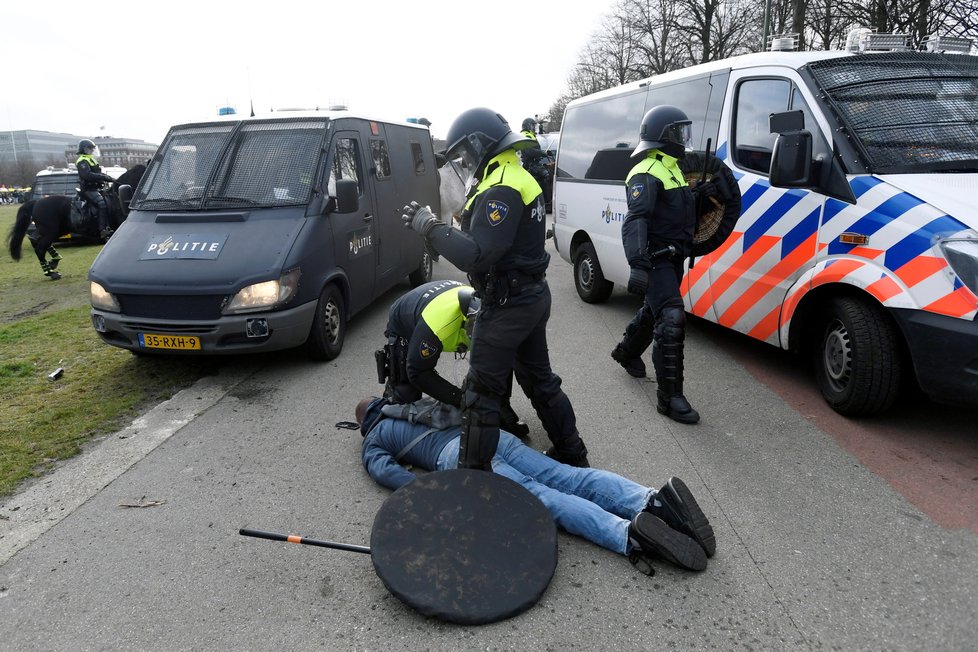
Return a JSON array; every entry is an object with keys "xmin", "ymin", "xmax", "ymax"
[{"xmin": 2, "ymin": 240, "xmax": 976, "ymax": 651}]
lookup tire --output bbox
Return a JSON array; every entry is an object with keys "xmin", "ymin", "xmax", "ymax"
[
  {"xmin": 573, "ymin": 242, "xmax": 614, "ymax": 304},
  {"xmin": 305, "ymin": 284, "xmax": 346, "ymax": 361},
  {"xmin": 813, "ymin": 296, "xmax": 901, "ymax": 416},
  {"xmin": 408, "ymin": 248, "xmax": 433, "ymax": 287}
]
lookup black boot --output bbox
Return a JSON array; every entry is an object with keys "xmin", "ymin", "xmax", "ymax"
[
  {"xmin": 612, "ymin": 307, "xmax": 655, "ymax": 377},
  {"xmin": 500, "ymin": 400, "xmax": 530, "ymax": 439},
  {"xmin": 532, "ymin": 392, "xmax": 590, "ymax": 467},
  {"xmin": 652, "ymin": 308, "xmax": 699, "ymax": 424},
  {"xmin": 645, "ymin": 477, "xmax": 716, "ymax": 557},
  {"xmin": 611, "ymin": 345, "xmax": 646, "ymax": 378},
  {"xmin": 628, "ymin": 512, "xmax": 706, "ymax": 571}
]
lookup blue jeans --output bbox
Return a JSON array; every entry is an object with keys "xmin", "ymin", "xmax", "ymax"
[{"xmin": 437, "ymin": 433, "xmax": 653, "ymax": 554}]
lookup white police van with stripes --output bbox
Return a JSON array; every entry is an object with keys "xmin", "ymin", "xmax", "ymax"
[{"xmin": 553, "ymin": 35, "xmax": 978, "ymax": 415}]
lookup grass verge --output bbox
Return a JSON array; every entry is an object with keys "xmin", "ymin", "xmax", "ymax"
[{"xmin": 1, "ymin": 204, "xmax": 211, "ymax": 496}]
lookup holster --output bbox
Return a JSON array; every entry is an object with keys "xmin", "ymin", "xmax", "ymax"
[{"xmin": 374, "ymin": 346, "xmax": 391, "ymax": 384}]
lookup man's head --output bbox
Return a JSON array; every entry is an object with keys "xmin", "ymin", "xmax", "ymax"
[
  {"xmin": 631, "ymin": 105, "xmax": 692, "ymax": 160},
  {"xmin": 445, "ymin": 107, "xmax": 535, "ymax": 188},
  {"xmin": 357, "ymin": 396, "xmax": 390, "ymax": 437}
]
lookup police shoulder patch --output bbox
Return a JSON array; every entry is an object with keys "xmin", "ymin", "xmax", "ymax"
[
  {"xmin": 419, "ymin": 340, "xmax": 438, "ymax": 358},
  {"xmin": 629, "ymin": 183, "xmax": 645, "ymax": 200},
  {"xmin": 485, "ymin": 199, "xmax": 509, "ymax": 226}
]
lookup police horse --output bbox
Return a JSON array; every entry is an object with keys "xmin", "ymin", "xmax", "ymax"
[{"xmin": 6, "ymin": 165, "xmax": 145, "ymax": 280}]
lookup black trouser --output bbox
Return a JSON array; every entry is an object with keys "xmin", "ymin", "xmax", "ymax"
[
  {"xmin": 82, "ymin": 190, "xmax": 109, "ymax": 233},
  {"xmin": 458, "ymin": 283, "xmax": 586, "ymax": 469},
  {"xmin": 619, "ymin": 256, "xmax": 688, "ymax": 398}
]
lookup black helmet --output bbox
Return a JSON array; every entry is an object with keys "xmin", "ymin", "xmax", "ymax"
[
  {"xmin": 632, "ymin": 105, "xmax": 692, "ymax": 159},
  {"xmin": 445, "ymin": 108, "xmax": 534, "ymax": 182},
  {"xmin": 77, "ymin": 139, "xmax": 96, "ymax": 155},
  {"xmin": 521, "ymin": 117, "xmax": 537, "ymax": 133}
]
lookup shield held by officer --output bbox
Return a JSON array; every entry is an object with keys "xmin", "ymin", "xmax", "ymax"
[{"xmin": 680, "ymin": 152, "xmax": 742, "ymax": 257}]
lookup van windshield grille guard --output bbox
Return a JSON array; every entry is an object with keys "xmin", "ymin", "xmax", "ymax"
[
  {"xmin": 133, "ymin": 119, "xmax": 328, "ymax": 210},
  {"xmin": 805, "ymin": 52, "xmax": 978, "ymax": 174}
]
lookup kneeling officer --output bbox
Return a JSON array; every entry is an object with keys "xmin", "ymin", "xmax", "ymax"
[{"xmin": 378, "ymin": 280, "xmax": 528, "ymax": 437}]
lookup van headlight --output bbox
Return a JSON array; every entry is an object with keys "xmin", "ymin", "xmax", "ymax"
[
  {"xmin": 223, "ymin": 268, "xmax": 301, "ymax": 314},
  {"xmin": 939, "ymin": 238, "xmax": 978, "ymax": 297},
  {"xmin": 90, "ymin": 282, "xmax": 120, "ymax": 312}
]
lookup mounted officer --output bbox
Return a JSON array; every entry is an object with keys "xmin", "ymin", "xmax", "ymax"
[
  {"xmin": 401, "ymin": 107, "xmax": 590, "ymax": 470},
  {"xmin": 75, "ymin": 139, "xmax": 115, "ymax": 240}
]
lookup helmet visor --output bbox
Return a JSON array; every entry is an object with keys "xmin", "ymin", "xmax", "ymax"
[
  {"xmin": 91, "ymin": 146, "xmax": 101, "ymax": 160},
  {"xmin": 446, "ymin": 135, "xmax": 486, "ymax": 189},
  {"xmin": 661, "ymin": 121, "xmax": 692, "ymax": 149}
]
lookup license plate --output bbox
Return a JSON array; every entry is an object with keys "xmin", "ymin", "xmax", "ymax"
[{"xmin": 138, "ymin": 333, "xmax": 201, "ymax": 350}]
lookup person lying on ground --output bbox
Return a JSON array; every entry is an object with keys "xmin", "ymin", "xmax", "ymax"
[{"xmin": 355, "ymin": 396, "xmax": 716, "ymax": 572}]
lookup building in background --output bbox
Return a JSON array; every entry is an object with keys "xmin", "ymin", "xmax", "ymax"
[{"xmin": 66, "ymin": 136, "xmax": 158, "ymax": 169}]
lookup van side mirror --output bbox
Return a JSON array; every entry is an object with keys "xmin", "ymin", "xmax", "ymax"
[
  {"xmin": 770, "ymin": 131, "xmax": 814, "ymax": 187},
  {"xmin": 768, "ymin": 110, "xmax": 856, "ymax": 205},
  {"xmin": 118, "ymin": 184, "xmax": 133, "ymax": 213},
  {"xmin": 332, "ymin": 178, "xmax": 360, "ymax": 214}
]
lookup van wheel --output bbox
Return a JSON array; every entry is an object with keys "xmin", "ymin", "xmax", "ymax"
[
  {"xmin": 573, "ymin": 242, "xmax": 613, "ymax": 304},
  {"xmin": 408, "ymin": 248, "xmax": 433, "ymax": 287},
  {"xmin": 306, "ymin": 284, "xmax": 346, "ymax": 360},
  {"xmin": 813, "ymin": 297, "xmax": 901, "ymax": 416}
]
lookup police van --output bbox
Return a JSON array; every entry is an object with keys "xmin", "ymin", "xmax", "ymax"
[
  {"xmin": 88, "ymin": 110, "xmax": 440, "ymax": 360},
  {"xmin": 31, "ymin": 165, "xmax": 128, "ymax": 201},
  {"xmin": 552, "ymin": 36, "xmax": 978, "ymax": 415}
]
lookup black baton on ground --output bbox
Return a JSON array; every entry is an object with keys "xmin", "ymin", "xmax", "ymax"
[{"xmin": 239, "ymin": 527, "xmax": 371, "ymax": 554}]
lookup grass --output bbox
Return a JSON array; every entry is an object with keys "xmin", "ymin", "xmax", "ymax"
[{"xmin": 0, "ymin": 204, "xmax": 212, "ymax": 496}]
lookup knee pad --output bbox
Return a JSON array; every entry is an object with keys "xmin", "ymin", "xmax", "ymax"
[{"xmin": 655, "ymin": 305, "xmax": 686, "ymax": 342}]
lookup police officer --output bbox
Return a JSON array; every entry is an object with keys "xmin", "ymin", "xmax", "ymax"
[
  {"xmin": 75, "ymin": 139, "xmax": 115, "ymax": 240},
  {"xmin": 611, "ymin": 105, "xmax": 702, "ymax": 424},
  {"xmin": 518, "ymin": 117, "xmax": 553, "ymax": 212},
  {"xmin": 380, "ymin": 279, "xmax": 529, "ymax": 437},
  {"xmin": 401, "ymin": 107, "xmax": 589, "ymax": 470}
]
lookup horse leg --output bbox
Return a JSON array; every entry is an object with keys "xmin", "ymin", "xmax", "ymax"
[
  {"xmin": 32, "ymin": 236, "xmax": 61, "ymax": 280},
  {"xmin": 48, "ymin": 245, "xmax": 62, "ymax": 269}
]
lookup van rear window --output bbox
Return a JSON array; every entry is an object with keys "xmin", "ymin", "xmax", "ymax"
[{"xmin": 807, "ymin": 52, "xmax": 978, "ymax": 173}]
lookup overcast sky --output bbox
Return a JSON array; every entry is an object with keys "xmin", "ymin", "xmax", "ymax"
[{"xmin": 2, "ymin": 0, "xmax": 617, "ymax": 145}]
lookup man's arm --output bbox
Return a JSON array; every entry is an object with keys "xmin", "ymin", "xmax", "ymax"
[
  {"xmin": 405, "ymin": 324, "xmax": 463, "ymax": 407},
  {"xmin": 361, "ymin": 424, "xmax": 418, "ymax": 491}
]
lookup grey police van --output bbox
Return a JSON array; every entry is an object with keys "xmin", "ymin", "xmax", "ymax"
[{"xmin": 88, "ymin": 110, "xmax": 440, "ymax": 359}]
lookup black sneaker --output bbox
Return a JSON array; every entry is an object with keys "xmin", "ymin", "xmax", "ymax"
[
  {"xmin": 628, "ymin": 512, "xmax": 706, "ymax": 571},
  {"xmin": 646, "ymin": 477, "xmax": 716, "ymax": 557},
  {"xmin": 611, "ymin": 345, "xmax": 646, "ymax": 378}
]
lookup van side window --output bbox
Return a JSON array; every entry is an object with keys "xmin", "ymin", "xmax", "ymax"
[
  {"xmin": 733, "ymin": 78, "xmax": 791, "ymax": 173},
  {"xmin": 410, "ymin": 141, "xmax": 426, "ymax": 175},
  {"xmin": 371, "ymin": 139, "xmax": 392, "ymax": 179},
  {"xmin": 646, "ymin": 71, "xmax": 726, "ymax": 154},
  {"xmin": 559, "ymin": 89, "xmax": 647, "ymax": 181},
  {"xmin": 329, "ymin": 137, "xmax": 362, "ymax": 196}
]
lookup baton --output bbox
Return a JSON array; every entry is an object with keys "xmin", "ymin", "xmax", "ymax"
[
  {"xmin": 650, "ymin": 245, "xmax": 676, "ymax": 260},
  {"xmin": 239, "ymin": 527, "xmax": 371, "ymax": 555}
]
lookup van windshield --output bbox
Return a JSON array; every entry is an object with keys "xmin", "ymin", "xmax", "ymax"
[
  {"xmin": 806, "ymin": 52, "xmax": 978, "ymax": 173},
  {"xmin": 133, "ymin": 119, "xmax": 327, "ymax": 210}
]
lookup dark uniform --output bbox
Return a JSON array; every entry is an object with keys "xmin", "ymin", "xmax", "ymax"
[
  {"xmin": 75, "ymin": 139, "xmax": 115, "ymax": 239},
  {"xmin": 402, "ymin": 107, "xmax": 589, "ymax": 470},
  {"xmin": 382, "ymin": 279, "xmax": 530, "ymax": 436},
  {"xmin": 518, "ymin": 118, "xmax": 553, "ymax": 212},
  {"xmin": 612, "ymin": 106, "xmax": 701, "ymax": 424}
]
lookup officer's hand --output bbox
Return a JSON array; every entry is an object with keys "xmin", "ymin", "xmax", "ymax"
[
  {"xmin": 401, "ymin": 201, "xmax": 442, "ymax": 237},
  {"xmin": 695, "ymin": 179, "xmax": 720, "ymax": 202},
  {"xmin": 627, "ymin": 267, "xmax": 649, "ymax": 296}
]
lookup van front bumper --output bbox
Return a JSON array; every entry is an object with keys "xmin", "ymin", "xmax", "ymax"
[
  {"xmin": 91, "ymin": 300, "xmax": 318, "ymax": 355},
  {"xmin": 891, "ymin": 308, "xmax": 978, "ymax": 407}
]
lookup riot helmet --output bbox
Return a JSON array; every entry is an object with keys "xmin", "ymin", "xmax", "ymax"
[
  {"xmin": 77, "ymin": 139, "xmax": 96, "ymax": 155},
  {"xmin": 445, "ymin": 107, "xmax": 534, "ymax": 188},
  {"xmin": 521, "ymin": 117, "xmax": 537, "ymax": 133},
  {"xmin": 631, "ymin": 105, "xmax": 692, "ymax": 159}
]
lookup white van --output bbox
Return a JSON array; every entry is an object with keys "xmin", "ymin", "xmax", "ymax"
[{"xmin": 553, "ymin": 45, "xmax": 978, "ymax": 416}]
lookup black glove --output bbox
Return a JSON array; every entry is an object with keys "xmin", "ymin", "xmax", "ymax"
[
  {"xmin": 627, "ymin": 267, "xmax": 649, "ymax": 296},
  {"xmin": 695, "ymin": 179, "xmax": 720, "ymax": 202},
  {"xmin": 401, "ymin": 201, "xmax": 442, "ymax": 237}
]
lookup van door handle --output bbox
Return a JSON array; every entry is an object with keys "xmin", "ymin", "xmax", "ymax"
[{"xmin": 363, "ymin": 213, "xmax": 373, "ymax": 222}]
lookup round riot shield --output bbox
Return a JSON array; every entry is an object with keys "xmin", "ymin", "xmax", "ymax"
[{"xmin": 680, "ymin": 152, "xmax": 742, "ymax": 257}]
